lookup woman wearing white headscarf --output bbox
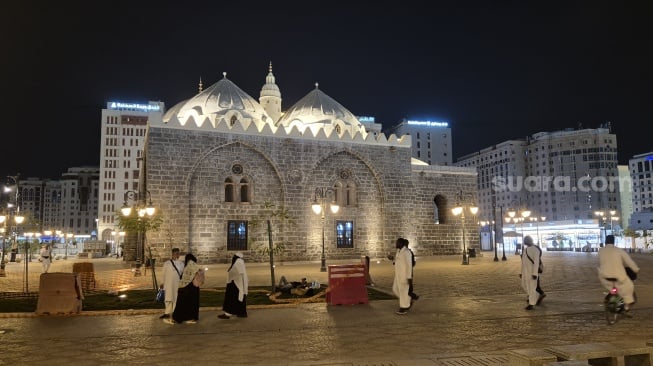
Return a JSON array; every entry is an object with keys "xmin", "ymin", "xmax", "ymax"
[{"xmin": 218, "ymin": 252, "xmax": 249, "ymax": 319}]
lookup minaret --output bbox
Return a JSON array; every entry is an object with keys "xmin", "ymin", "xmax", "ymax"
[{"xmin": 259, "ymin": 61, "xmax": 282, "ymax": 123}]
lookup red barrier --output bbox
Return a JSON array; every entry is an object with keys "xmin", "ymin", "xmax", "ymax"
[{"xmin": 326, "ymin": 264, "xmax": 369, "ymax": 305}]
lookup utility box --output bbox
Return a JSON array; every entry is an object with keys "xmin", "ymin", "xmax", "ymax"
[
  {"xmin": 326, "ymin": 264, "xmax": 369, "ymax": 305},
  {"xmin": 36, "ymin": 272, "xmax": 83, "ymax": 315}
]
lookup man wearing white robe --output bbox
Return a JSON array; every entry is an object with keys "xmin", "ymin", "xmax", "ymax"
[
  {"xmin": 160, "ymin": 248, "xmax": 184, "ymax": 321},
  {"xmin": 521, "ymin": 236, "xmax": 540, "ymax": 310},
  {"xmin": 392, "ymin": 238, "xmax": 413, "ymax": 315},
  {"xmin": 599, "ymin": 234, "xmax": 639, "ymax": 311}
]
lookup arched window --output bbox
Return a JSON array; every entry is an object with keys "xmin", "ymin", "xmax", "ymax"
[
  {"xmin": 345, "ymin": 182, "xmax": 357, "ymax": 206},
  {"xmin": 240, "ymin": 178, "xmax": 250, "ymax": 203},
  {"xmin": 434, "ymin": 194, "xmax": 447, "ymax": 224},
  {"xmin": 333, "ymin": 182, "xmax": 343, "ymax": 206},
  {"xmin": 335, "ymin": 124, "xmax": 341, "ymax": 134},
  {"xmin": 230, "ymin": 115, "xmax": 238, "ymax": 126},
  {"xmin": 224, "ymin": 178, "xmax": 234, "ymax": 202}
]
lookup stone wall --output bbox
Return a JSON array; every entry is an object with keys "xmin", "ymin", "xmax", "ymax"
[{"xmin": 142, "ymin": 127, "xmax": 477, "ymax": 263}]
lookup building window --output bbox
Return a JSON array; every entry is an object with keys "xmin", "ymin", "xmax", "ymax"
[
  {"xmin": 240, "ymin": 178, "xmax": 250, "ymax": 203},
  {"xmin": 227, "ymin": 220, "xmax": 248, "ymax": 251},
  {"xmin": 334, "ymin": 180, "xmax": 357, "ymax": 207},
  {"xmin": 336, "ymin": 220, "xmax": 354, "ymax": 248},
  {"xmin": 225, "ymin": 178, "xmax": 234, "ymax": 202}
]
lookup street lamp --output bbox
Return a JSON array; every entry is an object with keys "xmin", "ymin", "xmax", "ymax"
[
  {"xmin": 529, "ymin": 216, "xmax": 546, "ymax": 245},
  {"xmin": 0, "ymin": 213, "xmax": 23, "ymax": 277},
  {"xmin": 118, "ymin": 231, "xmax": 125, "ymax": 258},
  {"xmin": 23, "ymin": 231, "xmax": 39, "ymax": 293},
  {"xmin": 111, "ymin": 230, "xmax": 117, "ymax": 256},
  {"xmin": 507, "ymin": 206, "xmax": 530, "ymax": 254},
  {"xmin": 121, "ymin": 190, "xmax": 156, "ymax": 275},
  {"xmin": 1, "ymin": 175, "xmax": 25, "ymax": 277},
  {"xmin": 311, "ymin": 187, "xmax": 339, "ymax": 272},
  {"xmin": 451, "ymin": 190, "xmax": 478, "ymax": 265}
]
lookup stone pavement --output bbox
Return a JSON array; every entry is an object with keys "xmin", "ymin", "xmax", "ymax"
[{"xmin": 0, "ymin": 251, "xmax": 652, "ymax": 366}]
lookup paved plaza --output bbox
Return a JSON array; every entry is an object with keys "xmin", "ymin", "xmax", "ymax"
[{"xmin": 0, "ymin": 250, "xmax": 652, "ymax": 365}]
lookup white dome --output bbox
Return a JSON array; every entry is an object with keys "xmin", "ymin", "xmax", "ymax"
[
  {"xmin": 176, "ymin": 73, "xmax": 273, "ymax": 125},
  {"xmin": 276, "ymin": 84, "xmax": 362, "ymax": 134},
  {"xmin": 162, "ymin": 99, "xmax": 187, "ymax": 123}
]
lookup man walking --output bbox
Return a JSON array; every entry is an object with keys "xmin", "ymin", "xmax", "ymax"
[
  {"xmin": 160, "ymin": 248, "xmax": 184, "ymax": 322},
  {"xmin": 392, "ymin": 238, "xmax": 413, "ymax": 315},
  {"xmin": 39, "ymin": 244, "xmax": 53, "ymax": 273},
  {"xmin": 520, "ymin": 236, "xmax": 540, "ymax": 310}
]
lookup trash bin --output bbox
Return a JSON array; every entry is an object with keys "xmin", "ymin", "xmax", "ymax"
[
  {"xmin": 326, "ymin": 264, "xmax": 368, "ymax": 305},
  {"xmin": 467, "ymin": 248, "xmax": 476, "ymax": 258}
]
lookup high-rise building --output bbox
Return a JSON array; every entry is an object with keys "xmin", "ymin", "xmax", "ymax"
[
  {"xmin": 97, "ymin": 101, "xmax": 165, "ymax": 241},
  {"xmin": 59, "ymin": 167, "xmax": 100, "ymax": 236},
  {"xmin": 456, "ymin": 126, "xmax": 620, "ymax": 229},
  {"xmin": 618, "ymin": 164, "xmax": 632, "ymax": 229},
  {"xmin": 5, "ymin": 168, "xmax": 98, "ymax": 240},
  {"xmin": 628, "ymin": 151, "xmax": 653, "ymax": 230},
  {"xmin": 387, "ymin": 119, "xmax": 452, "ymax": 165}
]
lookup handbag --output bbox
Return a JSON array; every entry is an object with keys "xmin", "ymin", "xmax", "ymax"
[
  {"xmin": 625, "ymin": 267, "xmax": 637, "ymax": 281},
  {"xmin": 155, "ymin": 288, "xmax": 165, "ymax": 303},
  {"xmin": 192, "ymin": 269, "xmax": 205, "ymax": 287}
]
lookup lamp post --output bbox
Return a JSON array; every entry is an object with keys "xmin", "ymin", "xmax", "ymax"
[
  {"xmin": 594, "ymin": 210, "xmax": 607, "ymax": 243},
  {"xmin": 118, "ymin": 231, "xmax": 125, "ymax": 258},
  {"xmin": 111, "ymin": 230, "xmax": 117, "ymax": 256},
  {"xmin": 24, "ymin": 231, "xmax": 37, "ymax": 293},
  {"xmin": 1, "ymin": 175, "xmax": 25, "ymax": 277},
  {"xmin": 121, "ymin": 190, "xmax": 155, "ymax": 276},
  {"xmin": 451, "ymin": 190, "xmax": 479, "ymax": 265},
  {"xmin": 311, "ymin": 187, "xmax": 339, "ymax": 272},
  {"xmin": 507, "ymin": 205, "xmax": 530, "ymax": 255}
]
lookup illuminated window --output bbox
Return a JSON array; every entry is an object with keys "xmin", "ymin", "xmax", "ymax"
[
  {"xmin": 227, "ymin": 220, "xmax": 247, "ymax": 250},
  {"xmin": 336, "ymin": 220, "xmax": 354, "ymax": 248}
]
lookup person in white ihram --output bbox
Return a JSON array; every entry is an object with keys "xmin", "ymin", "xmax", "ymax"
[
  {"xmin": 160, "ymin": 248, "xmax": 184, "ymax": 322},
  {"xmin": 39, "ymin": 244, "xmax": 53, "ymax": 273},
  {"xmin": 598, "ymin": 234, "xmax": 640, "ymax": 314},
  {"xmin": 520, "ymin": 236, "xmax": 540, "ymax": 310}
]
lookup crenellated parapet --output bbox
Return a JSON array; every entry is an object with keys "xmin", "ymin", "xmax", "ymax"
[{"xmin": 154, "ymin": 114, "xmax": 412, "ymax": 147}]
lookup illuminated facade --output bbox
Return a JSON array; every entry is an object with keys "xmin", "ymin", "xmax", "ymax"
[
  {"xmin": 97, "ymin": 101, "xmax": 164, "ymax": 242},
  {"xmin": 388, "ymin": 119, "xmax": 452, "ymax": 166},
  {"xmin": 456, "ymin": 126, "xmax": 620, "ymax": 250},
  {"xmin": 628, "ymin": 151, "xmax": 653, "ymax": 230},
  {"xmin": 137, "ymin": 66, "xmax": 478, "ymax": 264}
]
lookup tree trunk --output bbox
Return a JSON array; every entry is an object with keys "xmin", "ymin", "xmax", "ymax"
[{"xmin": 267, "ymin": 220, "xmax": 276, "ymax": 294}]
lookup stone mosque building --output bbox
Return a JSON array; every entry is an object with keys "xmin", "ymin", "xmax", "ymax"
[{"xmin": 142, "ymin": 64, "xmax": 478, "ymax": 264}]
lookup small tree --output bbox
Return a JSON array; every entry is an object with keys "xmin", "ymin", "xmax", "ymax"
[
  {"xmin": 249, "ymin": 201, "xmax": 295, "ymax": 293},
  {"xmin": 115, "ymin": 209, "xmax": 163, "ymax": 261}
]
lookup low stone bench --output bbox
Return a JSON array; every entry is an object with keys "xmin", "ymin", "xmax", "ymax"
[
  {"xmin": 544, "ymin": 362, "xmax": 589, "ymax": 366},
  {"xmin": 508, "ymin": 348, "xmax": 558, "ymax": 366},
  {"xmin": 546, "ymin": 342, "xmax": 653, "ymax": 366}
]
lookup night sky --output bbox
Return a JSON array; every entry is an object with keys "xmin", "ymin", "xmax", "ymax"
[{"xmin": 1, "ymin": 1, "xmax": 651, "ymax": 180}]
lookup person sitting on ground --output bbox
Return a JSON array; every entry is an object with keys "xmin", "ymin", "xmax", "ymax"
[{"xmin": 277, "ymin": 276, "xmax": 314, "ymax": 296}]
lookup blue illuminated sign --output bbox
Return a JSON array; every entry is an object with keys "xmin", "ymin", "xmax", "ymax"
[
  {"xmin": 358, "ymin": 116, "xmax": 375, "ymax": 123},
  {"xmin": 109, "ymin": 102, "xmax": 161, "ymax": 112},
  {"xmin": 646, "ymin": 155, "xmax": 653, "ymax": 161},
  {"xmin": 406, "ymin": 120, "xmax": 448, "ymax": 127}
]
